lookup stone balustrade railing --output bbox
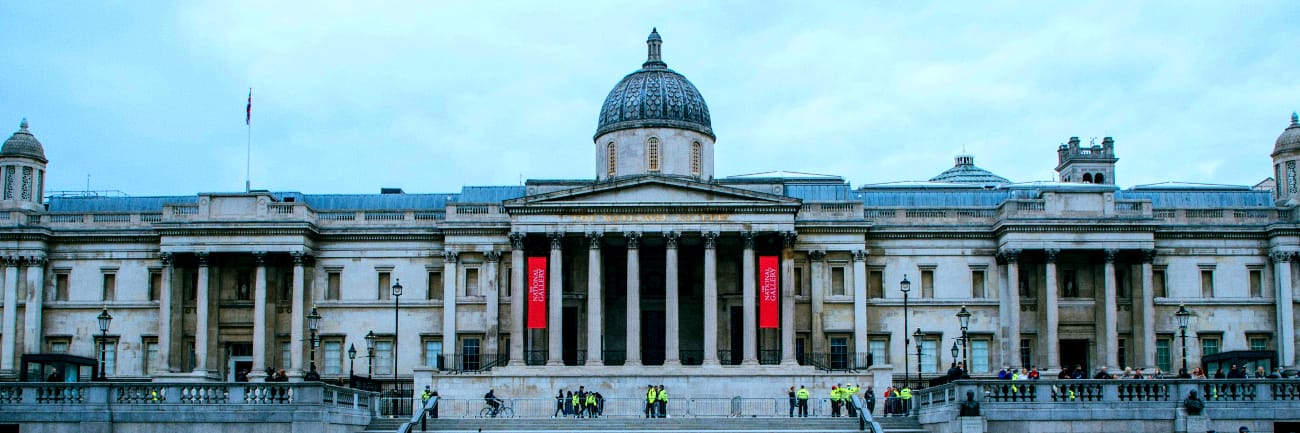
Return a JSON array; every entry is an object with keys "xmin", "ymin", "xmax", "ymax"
[{"xmin": 0, "ymin": 381, "xmax": 375, "ymax": 408}]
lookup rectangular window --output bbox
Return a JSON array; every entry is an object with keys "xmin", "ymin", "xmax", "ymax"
[
  {"xmin": 143, "ymin": 338, "xmax": 159, "ymax": 375},
  {"xmin": 326, "ymin": 271, "xmax": 341, "ymax": 301},
  {"xmin": 149, "ymin": 270, "xmax": 162, "ymax": 302},
  {"xmin": 794, "ymin": 267, "xmax": 805, "ymax": 297},
  {"xmin": 373, "ymin": 339, "xmax": 393, "ymax": 375},
  {"xmin": 868, "ymin": 269, "xmax": 883, "ymax": 298},
  {"xmin": 102, "ymin": 273, "xmax": 117, "ymax": 302},
  {"xmin": 97, "ymin": 338, "xmax": 118, "ymax": 377},
  {"xmin": 1062, "ymin": 269, "xmax": 1079, "ymax": 298},
  {"xmin": 377, "ymin": 271, "xmax": 391, "ymax": 300},
  {"xmin": 868, "ymin": 338, "xmax": 887, "ymax": 368},
  {"xmin": 1156, "ymin": 336, "xmax": 1172, "ymax": 373},
  {"xmin": 970, "ymin": 268, "xmax": 986, "ymax": 298},
  {"xmin": 48, "ymin": 337, "xmax": 71, "ymax": 354},
  {"xmin": 1248, "ymin": 268, "xmax": 1263, "ymax": 298},
  {"xmin": 829, "ymin": 336, "xmax": 849, "ymax": 369},
  {"xmin": 184, "ymin": 269, "xmax": 197, "ymax": 302},
  {"xmin": 427, "ymin": 271, "xmax": 443, "ymax": 300},
  {"xmin": 1153, "ymin": 267, "xmax": 1167, "ymax": 298},
  {"xmin": 970, "ymin": 338, "xmax": 991, "ymax": 373},
  {"xmin": 184, "ymin": 338, "xmax": 196, "ymax": 372},
  {"xmin": 830, "ymin": 267, "xmax": 846, "ymax": 296},
  {"xmin": 1248, "ymin": 335, "xmax": 1270, "ymax": 352},
  {"xmin": 236, "ymin": 271, "xmax": 251, "ymax": 301},
  {"xmin": 1200, "ymin": 269, "xmax": 1215, "ymax": 298},
  {"xmin": 424, "ymin": 339, "xmax": 443, "ymax": 369},
  {"xmin": 464, "ymin": 268, "xmax": 480, "ymax": 296},
  {"xmin": 1116, "ymin": 268, "xmax": 1129, "ymax": 298},
  {"xmin": 920, "ymin": 269, "xmax": 934, "ymax": 298},
  {"xmin": 921, "ymin": 337, "xmax": 938, "ymax": 373},
  {"xmin": 55, "ymin": 273, "xmax": 70, "ymax": 301},
  {"xmin": 1117, "ymin": 338, "xmax": 1128, "ymax": 370},
  {"xmin": 1201, "ymin": 336, "xmax": 1220, "ymax": 357},
  {"xmin": 322, "ymin": 339, "xmax": 342, "ymax": 375},
  {"xmin": 1019, "ymin": 338, "xmax": 1033, "ymax": 369},
  {"xmin": 280, "ymin": 340, "xmax": 291, "ymax": 370},
  {"xmin": 461, "ymin": 338, "xmax": 481, "ymax": 371}
]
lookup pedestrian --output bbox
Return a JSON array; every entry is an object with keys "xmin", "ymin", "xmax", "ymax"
[
  {"xmin": 645, "ymin": 385, "xmax": 657, "ymax": 418},
  {"xmin": 420, "ymin": 386, "xmax": 435, "ymax": 418},
  {"xmin": 830, "ymin": 385, "xmax": 841, "ymax": 417},
  {"xmin": 565, "ymin": 391, "xmax": 574, "ymax": 417},
  {"xmin": 883, "ymin": 386, "xmax": 895, "ymax": 416},
  {"xmin": 898, "ymin": 385, "xmax": 912, "ymax": 415},
  {"xmin": 787, "ymin": 386, "xmax": 796, "ymax": 417},
  {"xmin": 796, "ymin": 385, "xmax": 810, "ymax": 417},
  {"xmin": 656, "ymin": 385, "xmax": 668, "ymax": 418},
  {"xmin": 846, "ymin": 384, "xmax": 858, "ymax": 417},
  {"xmin": 575, "ymin": 386, "xmax": 586, "ymax": 418},
  {"xmin": 553, "ymin": 389, "xmax": 565, "ymax": 418},
  {"xmin": 585, "ymin": 390, "xmax": 598, "ymax": 418},
  {"xmin": 864, "ymin": 386, "xmax": 876, "ymax": 416}
]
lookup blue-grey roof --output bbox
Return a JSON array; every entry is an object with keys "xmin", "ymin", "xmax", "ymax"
[
  {"xmin": 299, "ymin": 194, "xmax": 455, "ymax": 210},
  {"xmin": 785, "ymin": 183, "xmax": 851, "ymax": 201},
  {"xmin": 1116, "ymin": 190, "xmax": 1274, "ymax": 208},
  {"xmin": 858, "ymin": 189, "xmax": 1013, "ymax": 207},
  {"xmin": 596, "ymin": 32, "xmax": 712, "ymax": 139},
  {"xmin": 456, "ymin": 186, "xmax": 526, "ymax": 203},
  {"xmin": 928, "ymin": 155, "xmax": 1010, "ymax": 186},
  {"xmin": 47, "ymin": 196, "xmax": 196, "ymax": 213}
]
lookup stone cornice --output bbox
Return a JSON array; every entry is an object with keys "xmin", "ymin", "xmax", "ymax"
[
  {"xmin": 506, "ymin": 205, "xmax": 797, "ymax": 215},
  {"xmin": 994, "ymin": 224, "xmax": 1158, "ymax": 234},
  {"xmin": 868, "ymin": 231, "xmax": 996, "ymax": 240}
]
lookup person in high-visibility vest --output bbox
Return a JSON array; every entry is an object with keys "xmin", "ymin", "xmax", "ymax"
[
  {"xmin": 573, "ymin": 389, "xmax": 584, "ymax": 418},
  {"xmin": 898, "ymin": 386, "xmax": 913, "ymax": 415},
  {"xmin": 656, "ymin": 385, "xmax": 668, "ymax": 418},
  {"xmin": 846, "ymin": 384, "xmax": 858, "ymax": 417},
  {"xmin": 830, "ymin": 385, "xmax": 841, "ymax": 417},
  {"xmin": 645, "ymin": 385, "xmax": 658, "ymax": 418},
  {"xmin": 585, "ymin": 391, "xmax": 598, "ymax": 418},
  {"xmin": 796, "ymin": 385, "xmax": 810, "ymax": 417}
]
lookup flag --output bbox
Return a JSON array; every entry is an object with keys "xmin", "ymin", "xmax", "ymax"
[{"xmin": 245, "ymin": 89, "xmax": 252, "ymax": 125}]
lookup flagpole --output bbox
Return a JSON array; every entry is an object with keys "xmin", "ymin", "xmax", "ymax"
[{"xmin": 245, "ymin": 88, "xmax": 252, "ymax": 192}]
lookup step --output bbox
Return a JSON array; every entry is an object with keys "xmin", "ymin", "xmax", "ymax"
[{"xmin": 364, "ymin": 415, "xmax": 924, "ymax": 433}]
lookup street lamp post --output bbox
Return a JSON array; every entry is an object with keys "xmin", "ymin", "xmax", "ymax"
[
  {"xmin": 913, "ymin": 328, "xmax": 924, "ymax": 390},
  {"xmin": 391, "ymin": 279, "xmax": 402, "ymax": 385},
  {"xmin": 347, "ymin": 343, "xmax": 357, "ymax": 386},
  {"xmin": 956, "ymin": 305, "xmax": 971, "ymax": 370},
  {"xmin": 900, "ymin": 275, "xmax": 911, "ymax": 389},
  {"xmin": 306, "ymin": 307, "xmax": 321, "ymax": 380},
  {"xmin": 365, "ymin": 330, "xmax": 376, "ymax": 380},
  {"xmin": 1176, "ymin": 303, "xmax": 1191, "ymax": 378},
  {"xmin": 96, "ymin": 307, "xmax": 112, "ymax": 381}
]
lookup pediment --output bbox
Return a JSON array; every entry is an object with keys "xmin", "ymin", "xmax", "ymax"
[{"xmin": 504, "ymin": 176, "xmax": 800, "ymax": 209}]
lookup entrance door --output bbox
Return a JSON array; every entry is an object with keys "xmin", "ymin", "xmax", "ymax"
[
  {"xmin": 227, "ymin": 343, "xmax": 253, "ymax": 382},
  {"xmin": 642, "ymin": 310, "xmax": 665, "ymax": 365},
  {"xmin": 563, "ymin": 307, "xmax": 579, "ymax": 365},
  {"xmin": 1060, "ymin": 339, "xmax": 1089, "ymax": 376},
  {"xmin": 729, "ymin": 306, "xmax": 743, "ymax": 365}
]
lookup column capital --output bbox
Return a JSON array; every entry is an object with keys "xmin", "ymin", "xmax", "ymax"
[
  {"xmin": 782, "ymin": 231, "xmax": 797, "ymax": 249},
  {"xmin": 1044, "ymin": 249, "xmax": 1059, "ymax": 263},
  {"xmin": 1272, "ymin": 251, "xmax": 1294, "ymax": 263},
  {"xmin": 252, "ymin": 252, "xmax": 267, "ymax": 265},
  {"xmin": 1140, "ymin": 249, "xmax": 1157, "ymax": 264},
  {"xmin": 704, "ymin": 231, "xmax": 719, "ymax": 249},
  {"xmin": 4, "ymin": 256, "xmax": 19, "ymax": 267},
  {"xmin": 587, "ymin": 231, "xmax": 603, "ymax": 250},
  {"xmin": 159, "ymin": 252, "xmax": 173, "ymax": 267},
  {"xmin": 548, "ymin": 232, "xmax": 564, "ymax": 249},
  {"xmin": 624, "ymin": 231, "xmax": 641, "ymax": 249},
  {"xmin": 195, "ymin": 252, "xmax": 209, "ymax": 266},
  {"xmin": 25, "ymin": 256, "xmax": 45, "ymax": 267},
  {"xmin": 1103, "ymin": 249, "xmax": 1119, "ymax": 264},
  {"xmin": 665, "ymin": 231, "xmax": 679, "ymax": 249},
  {"xmin": 508, "ymin": 232, "xmax": 526, "ymax": 250},
  {"xmin": 485, "ymin": 251, "xmax": 502, "ymax": 262},
  {"xmin": 809, "ymin": 250, "xmax": 826, "ymax": 261},
  {"xmin": 443, "ymin": 251, "xmax": 459, "ymax": 263},
  {"xmin": 999, "ymin": 248, "xmax": 1021, "ymax": 263},
  {"xmin": 291, "ymin": 251, "xmax": 306, "ymax": 265},
  {"xmin": 852, "ymin": 250, "xmax": 868, "ymax": 262}
]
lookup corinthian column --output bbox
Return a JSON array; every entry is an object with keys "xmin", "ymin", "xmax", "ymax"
[
  {"xmin": 508, "ymin": 233, "xmax": 525, "ymax": 366},
  {"xmin": 1273, "ymin": 251, "xmax": 1296, "ymax": 368},
  {"xmin": 625, "ymin": 232, "xmax": 642, "ymax": 366},
  {"xmin": 741, "ymin": 232, "xmax": 758, "ymax": 365},
  {"xmin": 1043, "ymin": 249, "xmax": 1060, "ymax": 371},
  {"xmin": 547, "ymin": 233, "xmax": 564, "ymax": 366},
  {"xmin": 664, "ymin": 231, "xmax": 680, "ymax": 366},
  {"xmin": 702, "ymin": 231, "xmax": 719, "ymax": 366},
  {"xmin": 1000, "ymin": 249, "xmax": 1021, "ymax": 368},
  {"xmin": 23, "ymin": 256, "xmax": 46, "ymax": 358},
  {"xmin": 585, "ymin": 232, "xmax": 603, "ymax": 365},
  {"xmin": 1, "ymin": 257, "xmax": 16, "ymax": 373},
  {"xmin": 780, "ymin": 232, "xmax": 797, "ymax": 365},
  {"xmin": 1101, "ymin": 249, "xmax": 1119, "ymax": 371}
]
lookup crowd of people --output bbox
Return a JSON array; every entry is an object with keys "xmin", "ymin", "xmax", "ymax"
[
  {"xmin": 550, "ymin": 386, "xmax": 606, "ymax": 418},
  {"xmin": 787, "ymin": 383, "xmax": 878, "ymax": 417}
]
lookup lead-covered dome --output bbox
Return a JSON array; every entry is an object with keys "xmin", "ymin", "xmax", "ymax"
[
  {"xmin": 2, "ymin": 119, "xmax": 47, "ymax": 162},
  {"xmin": 1275, "ymin": 112, "xmax": 1300, "ymax": 156},
  {"xmin": 595, "ymin": 29, "xmax": 713, "ymax": 140},
  {"xmin": 930, "ymin": 155, "xmax": 1009, "ymax": 186}
]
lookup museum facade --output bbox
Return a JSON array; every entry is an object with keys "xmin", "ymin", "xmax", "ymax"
[{"xmin": 1, "ymin": 30, "xmax": 1297, "ymax": 395}]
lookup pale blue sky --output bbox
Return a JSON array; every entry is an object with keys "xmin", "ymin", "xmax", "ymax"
[{"xmin": 2, "ymin": 1, "xmax": 1297, "ymax": 196}]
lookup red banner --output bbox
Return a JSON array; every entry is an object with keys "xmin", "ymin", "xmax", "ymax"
[
  {"xmin": 759, "ymin": 255, "xmax": 779, "ymax": 328},
  {"xmin": 527, "ymin": 257, "xmax": 548, "ymax": 329}
]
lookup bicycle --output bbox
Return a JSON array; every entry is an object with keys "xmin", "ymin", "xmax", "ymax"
[{"xmin": 478, "ymin": 400, "xmax": 514, "ymax": 418}]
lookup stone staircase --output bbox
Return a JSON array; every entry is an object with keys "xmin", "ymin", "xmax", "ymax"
[{"xmin": 363, "ymin": 415, "xmax": 924, "ymax": 433}]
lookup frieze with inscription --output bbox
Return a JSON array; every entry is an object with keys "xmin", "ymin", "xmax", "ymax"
[{"xmin": 562, "ymin": 213, "xmax": 731, "ymax": 223}]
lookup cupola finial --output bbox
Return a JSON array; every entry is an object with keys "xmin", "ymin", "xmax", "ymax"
[
  {"xmin": 1292, "ymin": 111, "xmax": 1298, "ymax": 126},
  {"xmin": 18, "ymin": 118, "xmax": 28, "ymax": 131},
  {"xmin": 643, "ymin": 28, "xmax": 666, "ymax": 69}
]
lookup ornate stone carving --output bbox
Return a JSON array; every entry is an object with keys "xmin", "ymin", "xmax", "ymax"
[
  {"xmin": 1271, "ymin": 251, "xmax": 1293, "ymax": 263},
  {"xmin": 625, "ymin": 231, "xmax": 641, "ymax": 249},
  {"xmin": 158, "ymin": 252, "xmax": 173, "ymax": 267},
  {"xmin": 852, "ymin": 250, "xmax": 867, "ymax": 262},
  {"xmin": 809, "ymin": 250, "xmax": 826, "ymax": 261},
  {"xmin": 664, "ymin": 231, "xmax": 679, "ymax": 249},
  {"xmin": 703, "ymin": 231, "xmax": 719, "ymax": 249},
  {"xmin": 195, "ymin": 252, "xmax": 208, "ymax": 266},
  {"xmin": 1140, "ymin": 249, "xmax": 1157, "ymax": 264},
  {"xmin": 291, "ymin": 251, "xmax": 305, "ymax": 265},
  {"xmin": 25, "ymin": 256, "xmax": 45, "ymax": 267},
  {"xmin": 587, "ymin": 231, "xmax": 603, "ymax": 250},
  {"xmin": 508, "ymin": 232, "xmax": 525, "ymax": 250},
  {"xmin": 1104, "ymin": 249, "xmax": 1119, "ymax": 264},
  {"xmin": 484, "ymin": 251, "xmax": 502, "ymax": 262},
  {"xmin": 782, "ymin": 231, "xmax": 797, "ymax": 249},
  {"xmin": 1000, "ymin": 249, "xmax": 1021, "ymax": 264},
  {"xmin": 1044, "ymin": 249, "xmax": 1059, "ymax": 263},
  {"xmin": 548, "ymin": 232, "xmax": 564, "ymax": 250},
  {"xmin": 252, "ymin": 252, "xmax": 266, "ymax": 265},
  {"xmin": 2, "ymin": 257, "xmax": 18, "ymax": 267},
  {"xmin": 443, "ymin": 251, "xmax": 459, "ymax": 263}
]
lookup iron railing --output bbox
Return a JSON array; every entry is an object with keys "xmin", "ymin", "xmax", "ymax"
[
  {"xmin": 525, "ymin": 350, "xmax": 548, "ymax": 366},
  {"xmin": 679, "ymin": 350, "xmax": 704, "ymax": 366},
  {"xmin": 446, "ymin": 353, "xmax": 508, "ymax": 373},
  {"xmin": 759, "ymin": 350, "xmax": 782, "ymax": 365},
  {"xmin": 601, "ymin": 350, "xmax": 627, "ymax": 366}
]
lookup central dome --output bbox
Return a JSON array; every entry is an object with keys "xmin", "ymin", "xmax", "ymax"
[{"xmin": 595, "ymin": 29, "xmax": 713, "ymax": 140}]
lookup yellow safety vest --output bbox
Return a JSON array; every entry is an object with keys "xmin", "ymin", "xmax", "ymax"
[
  {"xmin": 647, "ymin": 389, "xmax": 657, "ymax": 403},
  {"xmin": 899, "ymin": 388, "xmax": 912, "ymax": 400},
  {"xmin": 797, "ymin": 388, "xmax": 810, "ymax": 400},
  {"xmin": 831, "ymin": 388, "xmax": 841, "ymax": 401},
  {"xmin": 573, "ymin": 394, "xmax": 580, "ymax": 406},
  {"xmin": 421, "ymin": 391, "xmax": 432, "ymax": 401},
  {"xmin": 586, "ymin": 394, "xmax": 596, "ymax": 405},
  {"xmin": 657, "ymin": 389, "xmax": 668, "ymax": 402}
]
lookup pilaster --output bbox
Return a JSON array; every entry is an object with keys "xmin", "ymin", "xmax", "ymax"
[
  {"xmin": 157, "ymin": 253, "xmax": 174, "ymax": 373},
  {"xmin": 809, "ymin": 250, "xmax": 826, "ymax": 359},
  {"xmin": 485, "ymin": 250, "xmax": 502, "ymax": 362},
  {"xmin": 193, "ymin": 252, "xmax": 211, "ymax": 375},
  {"xmin": 852, "ymin": 250, "xmax": 868, "ymax": 361},
  {"xmin": 22, "ymin": 256, "xmax": 45, "ymax": 359},
  {"xmin": 1139, "ymin": 249, "xmax": 1156, "ymax": 369},
  {"xmin": 443, "ymin": 251, "xmax": 460, "ymax": 369},
  {"xmin": 1273, "ymin": 251, "xmax": 1296, "ymax": 368}
]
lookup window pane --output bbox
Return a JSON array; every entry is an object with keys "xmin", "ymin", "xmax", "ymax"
[
  {"xmin": 424, "ymin": 340, "xmax": 443, "ymax": 368},
  {"xmin": 830, "ymin": 337, "xmax": 848, "ymax": 369},
  {"xmin": 831, "ymin": 267, "xmax": 845, "ymax": 296},
  {"xmin": 1249, "ymin": 337, "xmax": 1267, "ymax": 352},
  {"xmin": 280, "ymin": 341, "xmax": 291, "ymax": 370},
  {"xmin": 794, "ymin": 268, "xmax": 804, "ymax": 296},
  {"xmin": 921, "ymin": 339, "xmax": 938, "ymax": 373},
  {"xmin": 971, "ymin": 340, "xmax": 990, "ymax": 373},
  {"xmin": 1156, "ymin": 339, "xmax": 1171, "ymax": 372},
  {"xmin": 1019, "ymin": 339, "xmax": 1032, "ymax": 369},
  {"xmin": 1201, "ymin": 338, "xmax": 1219, "ymax": 356},
  {"xmin": 868, "ymin": 339, "xmax": 887, "ymax": 367},
  {"xmin": 323, "ymin": 341, "xmax": 342, "ymax": 375},
  {"xmin": 374, "ymin": 340, "xmax": 393, "ymax": 375}
]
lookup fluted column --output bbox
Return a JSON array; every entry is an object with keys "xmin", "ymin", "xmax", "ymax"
[
  {"xmin": 22, "ymin": 256, "xmax": 46, "ymax": 358},
  {"xmin": 1043, "ymin": 249, "xmax": 1060, "ymax": 371},
  {"xmin": 1, "ymin": 257, "xmax": 16, "ymax": 373},
  {"xmin": 1273, "ymin": 251, "xmax": 1296, "ymax": 368},
  {"xmin": 484, "ymin": 251, "xmax": 501, "ymax": 359},
  {"xmin": 809, "ymin": 250, "xmax": 826, "ymax": 358},
  {"xmin": 194, "ymin": 253, "xmax": 211, "ymax": 374},
  {"xmin": 780, "ymin": 232, "xmax": 797, "ymax": 365},
  {"xmin": 547, "ymin": 233, "xmax": 564, "ymax": 366},
  {"xmin": 625, "ymin": 232, "xmax": 642, "ymax": 366},
  {"xmin": 703, "ymin": 231, "xmax": 719, "ymax": 365},
  {"xmin": 585, "ymin": 233, "xmax": 603, "ymax": 365},
  {"xmin": 741, "ymin": 232, "xmax": 758, "ymax": 365},
  {"xmin": 664, "ymin": 232, "xmax": 681, "ymax": 365},
  {"xmin": 1139, "ymin": 249, "xmax": 1156, "ymax": 369},
  {"xmin": 1000, "ymin": 249, "xmax": 1021, "ymax": 368},
  {"xmin": 852, "ymin": 250, "xmax": 868, "ymax": 360},
  {"xmin": 156, "ymin": 253, "xmax": 174, "ymax": 373},
  {"xmin": 442, "ymin": 252, "xmax": 459, "ymax": 369},
  {"xmin": 508, "ymin": 234, "xmax": 526, "ymax": 366},
  {"xmin": 250, "ymin": 252, "xmax": 269, "ymax": 378},
  {"xmin": 290, "ymin": 252, "xmax": 306, "ymax": 377},
  {"xmin": 1101, "ymin": 249, "xmax": 1119, "ymax": 370}
]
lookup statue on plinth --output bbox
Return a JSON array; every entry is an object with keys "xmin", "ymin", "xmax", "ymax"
[
  {"xmin": 1184, "ymin": 390, "xmax": 1204, "ymax": 416},
  {"xmin": 959, "ymin": 390, "xmax": 981, "ymax": 417}
]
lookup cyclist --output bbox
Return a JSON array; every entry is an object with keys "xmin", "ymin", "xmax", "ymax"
[{"xmin": 484, "ymin": 389, "xmax": 502, "ymax": 417}]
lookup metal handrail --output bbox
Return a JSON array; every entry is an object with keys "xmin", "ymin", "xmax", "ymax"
[
  {"xmin": 849, "ymin": 394, "xmax": 881, "ymax": 432},
  {"xmin": 396, "ymin": 396, "xmax": 438, "ymax": 433}
]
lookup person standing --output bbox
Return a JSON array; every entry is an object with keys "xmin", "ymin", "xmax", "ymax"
[
  {"xmin": 846, "ymin": 384, "xmax": 858, "ymax": 417},
  {"xmin": 553, "ymin": 389, "xmax": 565, "ymax": 418},
  {"xmin": 864, "ymin": 386, "xmax": 876, "ymax": 416},
  {"xmin": 796, "ymin": 385, "xmax": 810, "ymax": 417},
  {"xmin": 830, "ymin": 385, "xmax": 841, "ymax": 417},
  {"xmin": 787, "ymin": 386, "xmax": 796, "ymax": 417},
  {"xmin": 645, "ymin": 385, "xmax": 657, "ymax": 418},
  {"xmin": 656, "ymin": 385, "xmax": 668, "ymax": 418},
  {"xmin": 585, "ymin": 391, "xmax": 598, "ymax": 418}
]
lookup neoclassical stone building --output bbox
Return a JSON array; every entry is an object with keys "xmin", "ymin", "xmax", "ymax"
[{"xmin": 1, "ymin": 30, "xmax": 1297, "ymax": 396}]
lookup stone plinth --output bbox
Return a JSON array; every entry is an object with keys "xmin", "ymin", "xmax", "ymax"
[{"xmin": 960, "ymin": 416, "xmax": 985, "ymax": 433}]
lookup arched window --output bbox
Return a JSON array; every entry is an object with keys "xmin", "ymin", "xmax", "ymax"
[
  {"xmin": 691, "ymin": 141, "xmax": 701, "ymax": 175},
  {"xmin": 1094, "ymin": 173, "xmax": 1105, "ymax": 184},
  {"xmin": 1082, "ymin": 173, "xmax": 1093, "ymax": 183},
  {"xmin": 607, "ymin": 142, "xmax": 617, "ymax": 176},
  {"xmin": 647, "ymin": 137, "xmax": 660, "ymax": 172}
]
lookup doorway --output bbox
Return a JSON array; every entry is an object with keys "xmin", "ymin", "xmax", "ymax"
[
  {"xmin": 563, "ymin": 306, "xmax": 580, "ymax": 365},
  {"xmin": 227, "ymin": 343, "xmax": 253, "ymax": 382},
  {"xmin": 1060, "ymin": 339, "xmax": 1090, "ymax": 375},
  {"xmin": 642, "ymin": 310, "xmax": 665, "ymax": 365},
  {"xmin": 729, "ymin": 306, "xmax": 743, "ymax": 365}
]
